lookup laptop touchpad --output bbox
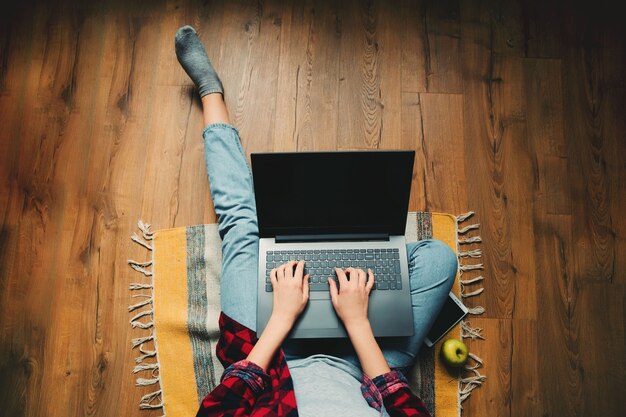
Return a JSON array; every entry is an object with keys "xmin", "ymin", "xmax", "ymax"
[{"xmin": 297, "ymin": 300, "xmax": 340, "ymax": 329}]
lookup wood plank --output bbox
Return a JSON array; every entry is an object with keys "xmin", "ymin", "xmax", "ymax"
[
  {"xmin": 422, "ymin": 0, "xmax": 463, "ymax": 93},
  {"xmin": 306, "ymin": 0, "xmax": 342, "ymax": 151},
  {"xmin": 492, "ymin": 56, "xmax": 538, "ymax": 323},
  {"xmin": 561, "ymin": 18, "xmax": 615, "ymax": 284},
  {"xmin": 524, "ymin": 59, "xmax": 571, "ymax": 218},
  {"xmin": 400, "ymin": 0, "xmax": 427, "ymax": 93},
  {"xmin": 337, "ymin": 0, "xmax": 382, "ymax": 149},
  {"xmin": 533, "ymin": 214, "xmax": 583, "ymax": 417},
  {"xmin": 218, "ymin": 0, "xmax": 282, "ymax": 157},
  {"xmin": 400, "ymin": 0, "xmax": 463, "ymax": 94},
  {"xmin": 419, "ymin": 93, "xmax": 467, "ymax": 213},
  {"xmin": 460, "ymin": 0, "xmax": 526, "ymax": 322},
  {"xmin": 542, "ymin": 155, "xmax": 571, "ymax": 215},
  {"xmin": 273, "ymin": 0, "xmax": 311, "ymax": 152},
  {"xmin": 0, "ymin": 3, "xmax": 38, "ymax": 195},
  {"xmin": 524, "ymin": 54, "xmax": 576, "ymax": 417},
  {"xmin": 78, "ymin": 2, "xmax": 168, "ymax": 416},
  {"xmin": 71, "ymin": 7, "xmax": 136, "ymax": 416},
  {"xmin": 510, "ymin": 318, "xmax": 540, "ymax": 417},
  {"xmin": 400, "ymin": 92, "xmax": 426, "ymax": 212},
  {"xmin": 274, "ymin": 0, "xmax": 341, "ymax": 152},
  {"xmin": 25, "ymin": 4, "xmax": 111, "ymax": 416},
  {"xmin": 523, "ymin": 58, "xmax": 566, "ymax": 157},
  {"xmin": 140, "ymin": 85, "xmax": 194, "ymax": 228},
  {"xmin": 218, "ymin": 0, "xmax": 264, "ymax": 147},
  {"xmin": 520, "ymin": 0, "xmax": 565, "ymax": 58},
  {"xmin": 0, "ymin": 2, "xmax": 79, "ymax": 416},
  {"xmin": 599, "ymin": 22, "xmax": 626, "ymax": 285},
  {"xmin": 375, "ymin": 0, "xmax": 402, "ymax": 149},
  {"xmin": 460, "ymin": 4, "xmax": 536, "ymax": 415},
  {"xmin": 576, "ymin": 283, "xmax": 626, "ymax": 415}
]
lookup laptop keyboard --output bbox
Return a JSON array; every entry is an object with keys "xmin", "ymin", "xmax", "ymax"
[{"xmin": 265, "ymin": 248, "xmax": 401, "ymax": 292}]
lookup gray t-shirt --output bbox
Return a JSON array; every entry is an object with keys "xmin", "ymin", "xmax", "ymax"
[{"xmin": 287, "ymin": 354, "xmax": 389, "ymax": 417}]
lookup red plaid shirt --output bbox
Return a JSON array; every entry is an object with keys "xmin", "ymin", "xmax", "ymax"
[{"xmin": 197, "ymin": 312, "xmax": 432, "ymax": 417}]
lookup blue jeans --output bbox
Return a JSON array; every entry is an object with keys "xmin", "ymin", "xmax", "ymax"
[{"xmin": 204, "ymin": 123, "xmax": 457, "ymax": 372}]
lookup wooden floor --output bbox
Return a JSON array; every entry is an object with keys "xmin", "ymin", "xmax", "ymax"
[{"xmin": 1, "ymin": 0, "xmax": 624, "ymax": 416}]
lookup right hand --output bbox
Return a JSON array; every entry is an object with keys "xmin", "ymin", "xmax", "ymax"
[
  {"xmin": 270, "ymin": 260, "xmax": 310, "ymax": 327},
  {"xmin": 328, "ymin": 267, "xmax": 375, "ymax": 328}
]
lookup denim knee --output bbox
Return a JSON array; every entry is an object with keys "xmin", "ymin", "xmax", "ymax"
[
  {"xmin": 218, "ymin": 212, "xmax": 258, "ymax": 240},
  {"xmin": 408, "ymin": 239, "xmax": 458, "ymax": 288}
]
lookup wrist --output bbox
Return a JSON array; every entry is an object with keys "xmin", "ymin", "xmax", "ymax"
[
  {"xmin": 344, "ymin": 319, "xmax": 391, "ymax": 378},
  {"xmin": 247, "ymin": 314, "xmax": 293, "ymax": 372},
  {"xmin": 267, "ymin": 313, "xmax": 296, "ymax": 334},
  {"xmin": 344, "ymin": 317, "xmax": 373, "ymax": 337}
]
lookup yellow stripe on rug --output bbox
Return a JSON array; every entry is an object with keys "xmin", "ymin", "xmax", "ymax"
[
  {"xmin": 432, "ymin": 213, "xmax": 463, "ymax": 417},
  {"xmin": 152, "ymin": 227, "xmax": 198, "ymax": 416}
]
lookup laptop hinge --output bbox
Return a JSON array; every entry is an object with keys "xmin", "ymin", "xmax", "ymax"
[{"xmin": 275, "ymin": 233, "xmax": 389, "ymax": 243}]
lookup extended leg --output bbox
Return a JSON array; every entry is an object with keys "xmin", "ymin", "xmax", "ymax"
[
  {"xmin": 202, "ymin": 118, "xmax": 259, "ymax": 331},
  {"xmin": 176, "ymin": 26, "xmax": 259, "ymax": 330}
]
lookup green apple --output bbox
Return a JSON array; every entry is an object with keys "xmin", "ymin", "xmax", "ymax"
[{"xmin": 440, "ymin": 338, "xmax": 469, "ymax": 367}]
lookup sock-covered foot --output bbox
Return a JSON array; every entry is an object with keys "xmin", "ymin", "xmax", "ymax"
[{"xmin": 175, "ymin": 25, "xmax": 223, "ymax": 97}]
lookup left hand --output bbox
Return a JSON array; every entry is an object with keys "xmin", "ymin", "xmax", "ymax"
[{"xmin": 270, "ymin": 260, "xmax": 310, "ymax": 326}]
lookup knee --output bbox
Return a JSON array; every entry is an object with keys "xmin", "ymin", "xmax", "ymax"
[
  {"xmin": 218, "ymin": 211, "xmax": 258, "ymax": 240},
  {"xmin": 408, "ymin": 240, "xmax": 458, "ymax": 289}
]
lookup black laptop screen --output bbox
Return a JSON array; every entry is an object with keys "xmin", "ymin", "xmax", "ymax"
[{"xmin": 251, "ymin": 151, "xmax": 414, "ymax": 238}]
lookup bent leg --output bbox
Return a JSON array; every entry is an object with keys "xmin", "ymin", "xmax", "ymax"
[
  {"xmin": 380, "ymin": 239, "xmax": 457, "ymax": 372},
  {"xmin": 284, "ymin": 240, "xmax": 456, "ymax": 370}
]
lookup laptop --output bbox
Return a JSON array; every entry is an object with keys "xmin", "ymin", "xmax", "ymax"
[{"xmin": 252, "ymin": 150, "xmax": 415, "ymax": 338}]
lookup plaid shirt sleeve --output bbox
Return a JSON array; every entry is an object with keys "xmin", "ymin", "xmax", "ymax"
[
  {"xmin": 196, "ymin": 312, "xmax": 299, "ymax": 417},
  {"xmin": 197, "ymin": 360, "xmax": 270, "ymax": 417},
  {"xmin": 361, "ymin": 371, "xmax": 432, "ymax": 417}
]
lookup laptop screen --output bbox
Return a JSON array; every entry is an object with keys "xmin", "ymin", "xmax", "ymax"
[{"xmin": 251, "ymin": 151, "xmax": 414, "ymax": 238}]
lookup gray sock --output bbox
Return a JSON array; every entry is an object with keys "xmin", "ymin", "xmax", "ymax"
[{"xmin": 175, "ymin": 25, "xmax": 223, "ymax": 97}]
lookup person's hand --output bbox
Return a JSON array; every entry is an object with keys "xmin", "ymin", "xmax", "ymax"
[
  {"xmin": 249, "ymin": 260, "xmax": 309, "ymax": 371},
  {"xmin": 328, "ymin": 267, "xmax": 375, "ymax": 328},
  {"xmin": 270, "ymin": 260, "xmax": 310, "ymax": 326}
]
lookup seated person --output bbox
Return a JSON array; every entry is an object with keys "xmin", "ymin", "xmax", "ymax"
[{"xmin": 175, "ymin": 25, "xmax": 457, "ymax": 417}]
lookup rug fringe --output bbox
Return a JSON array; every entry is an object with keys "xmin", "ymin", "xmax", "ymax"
[
  {"xmin": 461, "ymin": 287, "xmax": 484, "ymax": 298},
  {"xmin": 455, "ymin": 211, "xmax": 475, "ymax": 223},
  {"xmin": 467, "ymin": 306, "xmax": 485, "ymax": 315},
  {"xmin": 138, "ymin": 220, "xmax": 155, "ymax": 240},
  {"xmin": 458, "ymin": 223, "xmax": 480, "ymax": 234},
  {"xmin": 458, "ymin": 236, "xmax": 482, "ymax": 244},
  {"xmin": 461, "ymin": 320, "xmax": 485, "ymax": 340},
  {"xmin": 129, "ymin": 283, "xmax": 154, "ymax": 290},
  {"xmin": 128, "ymin": 260, "xmax": 154, "ymax": 276},
  {"xmin": 130, "ymin": 309, "xmax": 153, "ymax": 321},
  {"xmin": 459, "ymin": 263, "xmax": 484, "ymax": 272},
  {"xmin": 458, "ymin": 249, "xmax": 482, "ymax": 258},
  {"xmin": 139, "ymin": 389, "xmax": 164, "ymax": 410},
  {"xmin": 456, "ymin": 212, "xmax": 487, "ymax": 408},
  {"xmin": 459, "ymin": 354, "xmax": 487, "ymax": 407},
  {"xmin": 460, "ymin": 275, "xmax": 484, "ymax": 285},
  {"xmin": 128, "ymin": 220, "xmax": 165, "ymax": 416},
  {"xmin": 135, "ymin": 346, "xmax": 157, "ymax": 363},
  {"xmin": 128, "ymin": 296, "xmax": 153, "ymax": 312}
]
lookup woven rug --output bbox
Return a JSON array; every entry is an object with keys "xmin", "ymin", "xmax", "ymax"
[{"xmin": 127, "ymin": 211, "xmax": 486, "ymax": 416}]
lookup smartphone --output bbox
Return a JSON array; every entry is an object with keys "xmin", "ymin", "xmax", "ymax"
[{"xmin": 423, "ymin": 292, "xmax": 469, "ymax": 347}]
